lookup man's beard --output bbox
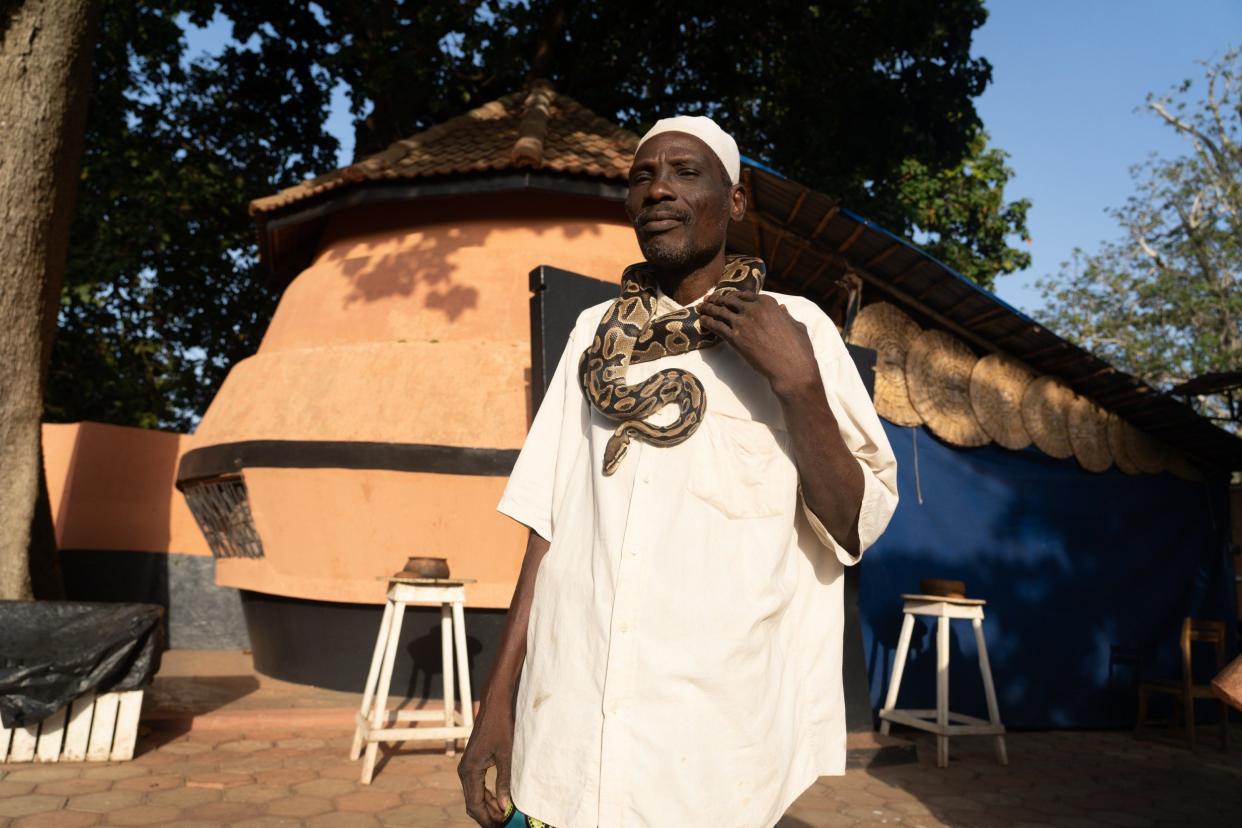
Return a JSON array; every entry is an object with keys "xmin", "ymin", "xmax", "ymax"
[
  {"xmin": 637, "ymin": 214, "xmax": 729, "ymax": 272},
  {"xmin": 639, "ymin": 235, "xmax": 715, "ymax": 270}
]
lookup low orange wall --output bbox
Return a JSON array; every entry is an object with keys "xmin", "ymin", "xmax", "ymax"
[{"xmin": 42, "ymin": 421, "xmax": 208, "ymax": 556}]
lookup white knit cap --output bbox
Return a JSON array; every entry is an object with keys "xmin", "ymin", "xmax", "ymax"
[{"xmin": 635, "ymin": 115, "xmax": 740, "ymax": 185}]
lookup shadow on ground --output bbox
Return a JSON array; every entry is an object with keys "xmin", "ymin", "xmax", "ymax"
[
  {"xmin": 778, "ymin": 726, "xmax": 1242, "ymax": 827},
  {"xmin": 142, "ymin": 674, "xmax": 261, "ymax": 721},
  {"xmin": 11, "ymin": 721, "xmax": 1242, "ymax": 827}
]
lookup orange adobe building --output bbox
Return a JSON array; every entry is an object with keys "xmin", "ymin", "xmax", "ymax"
[{"xmin": 173, "ymin": 83, "xmax": 643, "ymax": 687}]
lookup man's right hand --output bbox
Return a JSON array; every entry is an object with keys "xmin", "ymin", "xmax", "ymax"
[
  {"xmin": 458, "ymin": 701, "xmax": 515, "ymax": 827},
  {"xmin": 459, "ymin": 529, "xmax": 549, "ymax": 826}
]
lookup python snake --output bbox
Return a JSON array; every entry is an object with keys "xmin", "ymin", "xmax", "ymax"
[{"xmin": 578, "ymin": 254, "xmax": 766, "ymax": 475}]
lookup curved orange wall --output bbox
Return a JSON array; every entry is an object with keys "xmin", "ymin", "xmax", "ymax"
[
  {"xmin": 194, "ymin": 191, "xmax": 641, "ymax": 606},
  {"xmin": 217, "ymin": 468, "xmax": 524, "ymax": 606},
  {"xmin": 262, "ymin": 194, "xmax": 638, "ymax": 355},
  {"xmin": 194, "ymin": 193, "xmax": 637, "ymax": 449}
]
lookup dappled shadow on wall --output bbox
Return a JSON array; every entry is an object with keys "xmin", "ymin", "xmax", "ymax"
[{"xmin": 307, "ymin": 194, "xmax": 614, "ymax": 323}]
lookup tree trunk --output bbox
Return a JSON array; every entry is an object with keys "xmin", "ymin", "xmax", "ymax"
[{"xmin": 0, "ymin": 0, "xmax": 99, "ymax": 600}]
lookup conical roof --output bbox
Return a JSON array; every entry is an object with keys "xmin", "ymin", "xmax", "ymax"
[{"xmin": 250, "ymin": 80, "xmax": 638, "ymax": 216}]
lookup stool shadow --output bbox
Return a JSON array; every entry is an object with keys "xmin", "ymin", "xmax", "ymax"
[
  {"xmin": 399, "ymin": 629, "xmax": 484, "ymax": 701},
  {"xmin": 371, "ymin": 740, "xmax": 463, "ymax": 777}
]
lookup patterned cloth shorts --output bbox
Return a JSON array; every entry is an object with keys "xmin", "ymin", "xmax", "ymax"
[{"xmin": 503, "ymin": 803, "xmax": 552, "ymax": 828}]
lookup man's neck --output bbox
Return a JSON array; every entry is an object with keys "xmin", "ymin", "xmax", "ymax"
[{"xmin": 653, "ymin": 249, "xmax": 727, "ymax": 306}]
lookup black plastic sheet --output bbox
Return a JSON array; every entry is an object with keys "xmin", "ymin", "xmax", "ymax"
[{"xmin": 0, "ymin": 601, "xmax": 165, "ymax": 728}]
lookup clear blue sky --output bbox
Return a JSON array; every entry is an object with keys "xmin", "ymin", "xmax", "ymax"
[
  {"xmin": 973, "ymin": 1, "xmax": 1240, "ymax": 313},
  {"xmin": 185, "ymin": 5, "xmax": 1240, "ymax": 314}
]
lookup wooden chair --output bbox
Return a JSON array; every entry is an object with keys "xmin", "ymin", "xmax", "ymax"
[{"xmin": 1136, "ymin": 617, "xmax": 1229, "ymax": 751}]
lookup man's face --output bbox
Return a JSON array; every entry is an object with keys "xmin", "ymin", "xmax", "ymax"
[{"xmin": 626, "ymin": 132, "xmax": 738, "ymax": 269}]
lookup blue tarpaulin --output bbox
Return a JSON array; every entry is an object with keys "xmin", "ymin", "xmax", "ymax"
[{"xmin": 860, "ymin": 421, "xmax": 1236, "ymax": 729}]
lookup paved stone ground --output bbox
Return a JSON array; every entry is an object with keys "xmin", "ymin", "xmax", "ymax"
[{"xmin": 2, "ymin": 724, "xmax": 1241, "ymax": 827}]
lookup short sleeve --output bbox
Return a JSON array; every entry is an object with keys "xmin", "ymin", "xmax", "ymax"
[
  {"xmin": 798, "ymin": 317, "xmax": 899, "ymax": 566},
  {"xmin": 496, "ymin": 325, "xmax": 582, "ymax": 542}
]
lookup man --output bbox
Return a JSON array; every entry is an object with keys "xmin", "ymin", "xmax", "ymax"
[{"xmin": 459, "ymin": 115, "xmax": 898, "ymax": 828}]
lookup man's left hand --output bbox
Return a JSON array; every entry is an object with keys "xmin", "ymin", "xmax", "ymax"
[{"xmin": 699, "ymin": 290, "xmax": 820, "ymax": 400}]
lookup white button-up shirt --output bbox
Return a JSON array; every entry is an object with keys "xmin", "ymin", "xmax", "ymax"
[{"xmin": 497, "ymin": 288, "xmax": 899, "ymax": 828}]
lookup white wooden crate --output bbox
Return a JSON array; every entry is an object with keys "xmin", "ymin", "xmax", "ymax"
[{"xmin": 1, "ymin": 690, "xmax": 143, "ymax": 763}]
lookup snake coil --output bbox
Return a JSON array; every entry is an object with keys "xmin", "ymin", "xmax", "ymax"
[{"xmin": 578, "ymin": 255, "xmax": 766, "ymax": 475}]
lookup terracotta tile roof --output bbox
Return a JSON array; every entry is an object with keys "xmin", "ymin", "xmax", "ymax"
[{"xmin": 250, "ymin": 80, "xmax": 639, "ymax": 216}]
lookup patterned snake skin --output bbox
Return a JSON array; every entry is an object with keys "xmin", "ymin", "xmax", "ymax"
[{"xmin": 577, "ymin": 254, "xmax": 766, "ymax": 475}]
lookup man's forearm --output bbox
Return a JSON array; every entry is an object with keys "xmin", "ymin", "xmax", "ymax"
[
  {"xmin": 696, "ymin": 290, "xmax": 865, "ymax": 554},
  {"xmin": 459, "ymin": 529, "xmax": 549, "ymax": 825},
  {"xmin": 776, "ymin": 375, "xmax": 865, "ymax": 557},
  {"xmin": 481, "ymin": 530, "xmax": 551, "ymax": 711}
]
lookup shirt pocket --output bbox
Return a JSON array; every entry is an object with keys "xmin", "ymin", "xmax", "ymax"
[{"xmin": 687, "ymin": 412, "xmax": 797, "ymax": 519}]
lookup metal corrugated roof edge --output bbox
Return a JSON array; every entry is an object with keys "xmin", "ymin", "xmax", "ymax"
[
  {"xmin": 740, "ymin": 155, "xmax": 786, "ymax": 179},
  {"xmin": 835, "ymin": 206, "xmax": 1042, "ymax": 329},
  {"xmin": 740, "ymin": 159, "xmax": 1240, "ymax": 470},
  {"xmin": 738, "ymin": 156, "xmax": 1035, "ymax": 325}
]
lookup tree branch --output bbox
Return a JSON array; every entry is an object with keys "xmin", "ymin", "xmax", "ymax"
[{"xmin": 1150, "ymin": 98, "xmax": 1236, "ymax": 196}]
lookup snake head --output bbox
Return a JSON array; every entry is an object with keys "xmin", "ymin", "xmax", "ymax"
[{"xmin": 602, "ymin": 433, "xmax": 631, "ymax": 476}]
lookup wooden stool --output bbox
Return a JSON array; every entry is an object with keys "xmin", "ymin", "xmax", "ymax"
[
  {"xmin": 878, "ymin": 594, "xmax": 1007, "ymax": 768},
  {"xmin": 350, "ymin": 578, "xmax": 475, "ymax": 783}
]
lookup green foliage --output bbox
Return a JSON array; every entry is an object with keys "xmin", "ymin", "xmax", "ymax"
[
  {"xmin": 47, "ymin": 0, "xmax": 340, "ymax": 428},
  {"xmin": 49, "ymin": 0, "xmax": 1031, "ymax": 429},
  {"xmin": 220, "ymin": 1, "xmax": 484, "ymax": 157},
  {"xmin": 1036, "ymin": 48, "xmax": 1241, "ymax": 421},
  {"xmin": 893, "ymin": 131, "xmax": 1031, "ymax": 290}
]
